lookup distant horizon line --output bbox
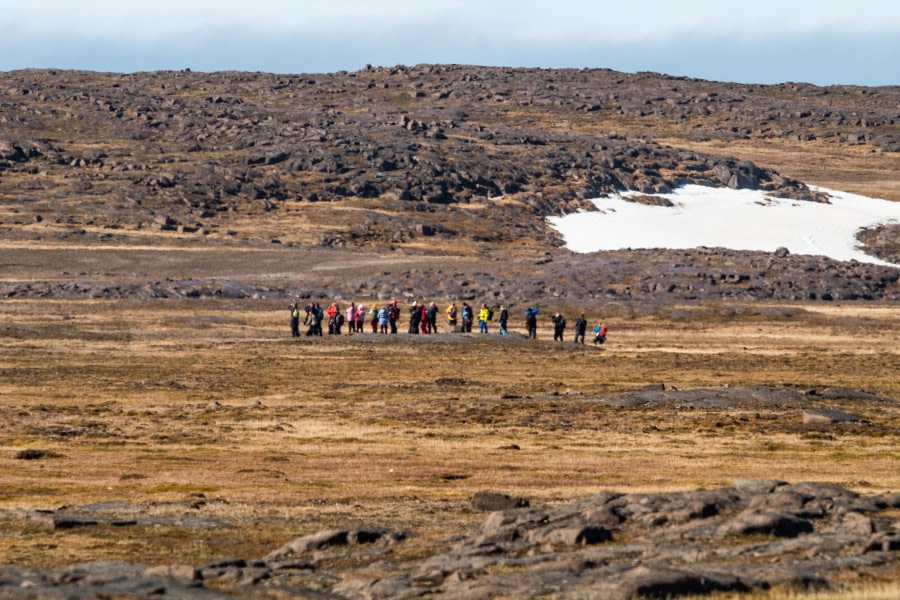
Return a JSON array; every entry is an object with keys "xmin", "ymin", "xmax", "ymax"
[{"xmin": 3, "ymin": 64, "xmax": 897, "ymax": 89}]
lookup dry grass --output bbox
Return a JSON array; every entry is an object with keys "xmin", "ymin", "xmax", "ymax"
[
  {"xmin": 684, "ymin": 581, "xmax": 900, "ymax": 600},
  {"xmin": 0, "ymin": 299, "xmax": 898, "ymax": 569},
  {"xmin": 655, "ymin": 138, "xmax": 900, "ymax": 202}
]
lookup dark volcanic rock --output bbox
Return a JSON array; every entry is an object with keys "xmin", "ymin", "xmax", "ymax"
[
  {"xmin": 716, "ymin": 511, "xmax": 814, "ymax": 538},
  {"xmin": 471, "ymin": 491, "xmax": 530, "ymax": 511},
  {"xmin": 1, "ymin": 482, "xmax": 898, "ymax": 598}
]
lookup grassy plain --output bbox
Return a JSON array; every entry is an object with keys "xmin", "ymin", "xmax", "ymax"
[{"xmin": 0, "ymin": 298, "xmax": 897, "ymax": 570}]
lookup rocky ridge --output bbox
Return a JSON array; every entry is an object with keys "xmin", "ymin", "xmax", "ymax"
[
  {"xmin": 3, "ymin": 247, "xmax": 897, "ymax": 303},
  {"xmin": 0, "ymin": 480, "xmax": 897, "ymax": 599}
]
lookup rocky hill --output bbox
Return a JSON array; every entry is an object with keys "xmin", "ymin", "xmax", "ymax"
[{"xmin": 1, "ymin": 66, "xmax": 897, "ymax": 252}]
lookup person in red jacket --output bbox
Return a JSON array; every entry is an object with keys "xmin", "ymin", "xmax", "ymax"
[
  {"xmin": 356, "ymin": 306, "xmax": 366, "ymax": 332},
  {"xmin": 419, "ymin": 303, "xmax": 429, "ymax": 334},
  {"xmin": 326, "ymin": 302, "xmax": 341, "ymax": 335}
]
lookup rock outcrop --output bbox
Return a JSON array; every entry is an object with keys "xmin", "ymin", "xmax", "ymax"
[{"xmin": 1, "ymin": 482, "xmax": 897, "ymax": 598}]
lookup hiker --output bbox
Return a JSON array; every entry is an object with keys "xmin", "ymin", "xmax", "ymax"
[
  {"xmin": 525, "ymin": 306, "xmax": 539, "ymax": 339},
  {"xmin": 446, "ymin": 302, "xmax": 459, "ymax": 332},
  {"xmin": 378, "ymin": 306, "xmax": 389, "ymax": 333},
  {"xmin": 356, "ymin": 306, "xmax": 366, "ymax": 332},
  {"xmin": 389, "ymin": 300, "xmax": 400, "ymax": 334},
  {"xmin": 478, "ymin": 303, "xmax": 490, "ymax": 334},
  {"xmin": 346, "ymin": 303, "xmax": 357, "ymax": 334},
  {"xmin": 330, "ymin": 304, "xmax": 344, "ymax": 335},
  {"xmin": 326, "ymin": 303, "xmax": 337, "ymax": 334},
  {"xmin": 289, "ymin": 302, "xmax": 300, "ymax": 338},
  {"xmin": 593, "ymin": 322, "xmax": 608, "ymax": 345},
  {"xmin": 304, "ymin": 305, "xmax": 320, "ymax": 336},
  {"xmin": 418, "ymin": 303, "xmax": 428, "ymax": 334},
  {"xmin": 369, "ymin": 303, "xmax": 379, "ymax": 333},
  {"xmin": 462, "ymin": 302, "xmax": 473, "ymax": 333},
  {"xmin": 426, "ymin": 302, "xmax": 439, "ymax": 334},
  {"xmin": 552, "ymin": 312, "xmax": 566, "ymax": 342},
  {"xmin": 314, "ymin": 303, "xmax": 324, "ymax": 336},
  {"xmin": 498, "ymin": 305, "xmax": 509, "ymax": 335},
  {"xmin": 574, "ymin": 313, "xmax": 588, "ymax": 344},
  {"xmin": 408, "ymin": 301, "xmax": 420, "ymax": 334}
]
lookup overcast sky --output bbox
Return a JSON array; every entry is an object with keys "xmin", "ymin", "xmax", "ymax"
[{"xmin": 2, "ymin": 1, "xmax": 898, "ymax": 85}]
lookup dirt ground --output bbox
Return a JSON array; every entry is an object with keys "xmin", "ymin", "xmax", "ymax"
[{"xmin": 1, "ymin": 298, "xmax": 897, "ymax": 573}]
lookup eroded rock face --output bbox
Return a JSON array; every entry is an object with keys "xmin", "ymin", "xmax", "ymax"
[{"xmin": 1, "ymin": 482, "xmax": 897, "ymax": 598}]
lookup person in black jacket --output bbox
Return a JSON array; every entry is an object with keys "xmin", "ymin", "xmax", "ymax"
[
  {"xmin": 524, "ymin": 307, "xmax": 539, "ymax": 339},
  {"xmin": 552, "ymin": 312, "xmax": 566, "ymax": 342},
  {"xmin": 289, "ymin": 302, "xmax": 301, "ymax": 338},
  {"xmin": 498, "ymin": 305, "xmax": 509, "ymax": 335},
  {"xmin": 304, "ymin": 304, "xmax": 320, "ymax": 337},
  {"xmin": 574, "ymin": 313, "xmax": 588, "ymax": 344},
  {"xmin": 426, "ymin": 302, "xmax": 438, "ymax": 333},
  {"xmin": 408, "ymin": 301, "xmax": 421, "ymax": 334}
]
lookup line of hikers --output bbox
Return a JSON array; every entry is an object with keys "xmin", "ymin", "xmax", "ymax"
[{"xmin": 289, "ymin": 301, "xmax": 608, "ymax": 345}]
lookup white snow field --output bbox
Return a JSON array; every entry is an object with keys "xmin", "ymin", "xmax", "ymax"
[{"xmin": 548, "ymin": 185, "xmax": 900, "ymax": 267}]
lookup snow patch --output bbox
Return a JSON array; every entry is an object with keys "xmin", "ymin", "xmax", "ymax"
[{"xmin": 548, "ymin": 185, "xmax": 900, "ymax": 267}]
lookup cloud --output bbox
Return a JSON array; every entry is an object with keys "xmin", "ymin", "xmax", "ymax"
[{"xmin": 5, "ymin": 0, "xmax": 899, "ymax": 42}]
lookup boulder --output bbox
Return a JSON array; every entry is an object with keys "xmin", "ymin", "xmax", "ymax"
[
  {"xmin": 802, "ymin": 408, "xmax": 861, "ymax": 425},
  {"xmin": 819, "ymin": 387, "xmax": 881, "ymax": 401},
  {"xmin": 264, "ymin": 527, "xmax": 392, "ymax": 560},
  {"xmin": 602, "ymin": 565, "xmax": 747, "ymax": 599},
  {"xmin": 732, "ymin": 479, "xmax": 788, "ymax": 495},
  {"xmin": 471, "ymin": 491, "xmax": 530, "ymax": 511},
  {"xmin": 266, "ymin": 529, "xmax": 351, "ymax": 559},
  {"xmin": 0, "ymin": 140, "xmax": 27, "ymax": 161},
  {"xmin": 716, "ymin": 511, "xmax": 814, "ymax": 538},
  {"xmin": 142, "ymin": 564, "xmax": 201, "ymax": 583},
  {"xmin": 527, "ymin": 524, "xmax": 612, "ymax": 545}
]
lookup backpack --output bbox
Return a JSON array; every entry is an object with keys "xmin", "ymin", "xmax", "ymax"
[
  {"xmin": 336, "ymin": 314, "xmax": 344, "ymax": 326},
  {"xmin": 487, "ymin": 308, "xmax": 494, "ymax": 321},
  {"xmin": 449, "ymin": 307, "xmax": 457, "ymax": 319}
]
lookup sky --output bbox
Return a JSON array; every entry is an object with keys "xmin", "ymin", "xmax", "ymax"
[{"xmin": 1, "ymin": 1, "xmax": 898, "ymax": 86}]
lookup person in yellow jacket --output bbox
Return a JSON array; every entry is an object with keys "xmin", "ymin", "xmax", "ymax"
[
  {"xmin": 446, "ymin": 302, "xmax": 459, "ymax": 332},
  {"xmin": 478, "ymin": 304, "xmax": 491, "ymax": 334}
]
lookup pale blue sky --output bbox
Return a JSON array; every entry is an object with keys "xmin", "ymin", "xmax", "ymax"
[{"xmin": 2, "ymin": 1, "xmax": 898, "ymax": 85}]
